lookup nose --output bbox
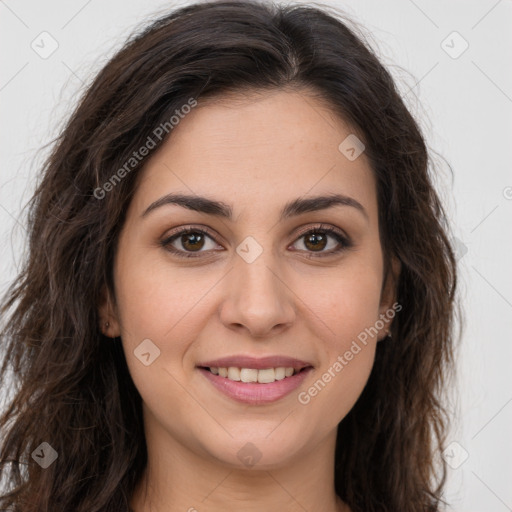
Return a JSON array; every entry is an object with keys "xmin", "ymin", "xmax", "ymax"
[{"xmin": 219, "ymin": 251, "xmax": 296, "ymax": 339}]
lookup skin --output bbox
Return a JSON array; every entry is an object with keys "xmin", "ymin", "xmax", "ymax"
[{"xmin": 99, "ymin": 88, "xmax": 400, "ymax": 512}]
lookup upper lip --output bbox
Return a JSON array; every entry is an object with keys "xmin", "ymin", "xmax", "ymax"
[{"xmin": 197, "ymin": 355, "xmax": 314, "ymax": 371}]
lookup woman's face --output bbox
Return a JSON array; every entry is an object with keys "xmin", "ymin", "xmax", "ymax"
[{"xmin": 102, "ymin": 89, "xmax": 397, "ymax": 470}]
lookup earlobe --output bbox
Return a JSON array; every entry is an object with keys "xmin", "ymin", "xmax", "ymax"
[{"xmin": 98, "ymin": 284, "xmax": 121, "ymax": 338}]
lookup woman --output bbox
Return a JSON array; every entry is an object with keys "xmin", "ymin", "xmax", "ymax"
[{"xmin": 0, "ymin": 1, "xmax": 458, "ymax": 510}]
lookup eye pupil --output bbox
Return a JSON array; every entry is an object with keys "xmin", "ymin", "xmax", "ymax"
[
  {"xmin": 305, "ymin": 232, "xmax": 327, "ymax": 251},
  {"xmin": 183, "ymin": 232, "xmax": 204, "ymax": 251}
]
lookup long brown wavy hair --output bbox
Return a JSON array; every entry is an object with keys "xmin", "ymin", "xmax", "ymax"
[{"xmin": 0, "ymin": 1, "xmax": 459, "ymax": 510}]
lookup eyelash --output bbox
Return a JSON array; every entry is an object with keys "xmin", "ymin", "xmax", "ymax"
[{"xmin": 160, "ymin": 223, "xmax": 352, "ymax": 259}]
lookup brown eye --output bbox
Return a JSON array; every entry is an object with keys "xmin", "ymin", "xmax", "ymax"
[
  {"xmin": 303, "ymin": 232, "xmax": 328, "ymax": 251},
  {"xmin": 291, "ymin": 225, "xmax": 351, "ymax": 257},
  {"xmin": 160, "ymin": 224, "xmax": 351, "ymax": 260},
  {"xmin": 161, "ymin": 227, "xmax": 219, "ymax": 258},
  {"xmin": 180, "ymin": 232, "xmax": 206, "ymax": 252}
]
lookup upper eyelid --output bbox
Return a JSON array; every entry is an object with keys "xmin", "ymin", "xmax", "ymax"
[
  {"xmin": 162, "ymin": 225, "xmax": 222, "ymax": 246},
  {"xmin": 162, "ymin": 223, "xmax": 348, "ymax": 247}
]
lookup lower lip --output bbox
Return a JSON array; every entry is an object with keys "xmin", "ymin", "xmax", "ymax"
[{"xmin": 198, "ymin": 367, "xmax": 313, "ymax": 405}]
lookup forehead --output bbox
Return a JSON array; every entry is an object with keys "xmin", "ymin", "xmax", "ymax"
[{"xmin": 131, "ymin": 89, "xmax": 377, "ymax": 220}]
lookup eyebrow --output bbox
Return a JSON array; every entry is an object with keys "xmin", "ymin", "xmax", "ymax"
[{"xmin": 141, "ymin": 192, "xmax": 368, "ymax": 222}]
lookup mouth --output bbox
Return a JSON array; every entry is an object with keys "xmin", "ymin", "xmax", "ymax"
[
  {"xmin": 198, "ymin": 365, "xmax": 312, "ymax": 383},
  {"xmin": 196, "ymin": 363, "xmax": 314, "ymax": 405}
]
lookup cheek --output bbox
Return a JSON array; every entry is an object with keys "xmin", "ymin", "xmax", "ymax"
[
  {"xmin": 321, "ymin": 252, "xmax": 383, "ymax": 344},
  {"xmin": 112, "ymin": 249, "xmax": 217, "ymax": 397},
  {"xmin": 303, "ymin": 257, "xmax": 382, "ymax": 417},
  {"xmin": 300, "ymin": 345, "xmax": 375, "ymax": 427},
  {"xmin": 298, "ymin": 290, "xmax": 379, "ymax": 426},
  {"xmin": 113, "ymin": 256, "xmax": 212, "ymax": 417},
  {"xmin": 114, "ymin": 248, "xmax": 215, "ymax": 340}
]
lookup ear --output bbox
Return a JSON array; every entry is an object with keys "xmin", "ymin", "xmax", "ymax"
[
  {"xmin": 377, "ymin": 255, "xmax": 401, "ymax": 342},
  {"xmin": 98, "ymin": 284, "xmax": 121, "ymax": 338}
]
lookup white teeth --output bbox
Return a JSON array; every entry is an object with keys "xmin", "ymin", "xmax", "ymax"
[
  {"xmin": 227, "ymin": 367, "xmax": 241, "ymax": 381},
  {"xmin": 257, "ymin": 368, "xmax": 276, "ymax": 384},
  {"xmin": 209, "ymin": 366, "xmax": 299, "ymax": 383},
  {"xmin": 240, "ymin": 368, "xmax": 258, "ymax": 382},
  {"xmin": 274, "ymin": 367, "xmax": 286, "ymax": 380}
]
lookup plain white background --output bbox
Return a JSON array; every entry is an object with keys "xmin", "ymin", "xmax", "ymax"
[{"xmin": 1, "ymin": 1, "xmax": 511, "ymax": 510}]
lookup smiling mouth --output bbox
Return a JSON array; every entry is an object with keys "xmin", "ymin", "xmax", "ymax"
[{"xmin": 198, "ymin": 365, "xmax": 312, "ymax": 384}]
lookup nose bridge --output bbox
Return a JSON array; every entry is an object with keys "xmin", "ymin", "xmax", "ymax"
[
  {"xmin": 233, "ymin": 235, "xmax": 285, "ymax": 305},
  {"xmin": 219, "ymin": 234, "xmax": 295, "ymax": 335}
]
